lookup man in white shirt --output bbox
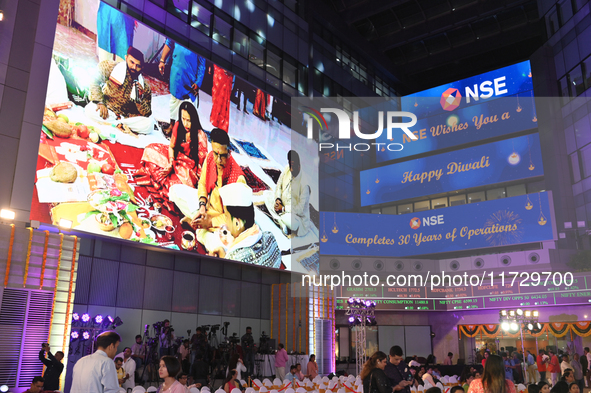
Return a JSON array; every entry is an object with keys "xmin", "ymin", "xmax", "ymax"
[
  {"xmin": 71, "ymin": 331, "xmax": 121, "ymax": 393},
  {"xmin": 131, "ymin": 334, "xmax": 146, "ymax": 367},
  {"xmin": 120, "ymin": 347, "xmax": 136, "ymax": 391},
  {"xmin": 561, "ymin": 354, "xmax": 573, "ymax": 375}
]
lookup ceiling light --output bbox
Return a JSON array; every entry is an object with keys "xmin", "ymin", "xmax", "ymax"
[
  {"xmin": 501, "ymin": 322, "xmax": 510, "ymax": 331},
  {"xmin": 510, "ymin": 322, "xmax": 519, "ymax": 331},
  {"xmin": 0, "ymin": 209, "xmax": 15, "ymax": 220},
  {"xmin": 516, "ymin": 309, "xmax": 523, "ymax": 316},
  {"xmin": 509, "ymin": 310, "xmax": 515, "ymax": 317},
  {"xmin": 533, "ymin": 310, "xmax": 539, "ymax": 317},
  {"xmin": 0, "ymin": 385, "xmax": 8, "ymax": 393},
  {"xmin": 0, "ymin": 11, "xmax": 4, "ymax": 22},
  {"xmin": 527, "ymin": 323, "xmax": 533, "ymax": 330},
  {"xmin": 525, "ymin": 310, "xmax": 531, "ymax": 317}
]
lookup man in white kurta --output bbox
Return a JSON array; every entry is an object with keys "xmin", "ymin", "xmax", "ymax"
[
  {"xmin": 71, "ymin": 331, "xmax": 121, "ymax": 393},
  {"xmin": 265, "ymin": 150, "xmax": 311, "ymax": 237},
  {"xmin": 120, "ymin": 347, "xmax": 136, "ymax": 391}
]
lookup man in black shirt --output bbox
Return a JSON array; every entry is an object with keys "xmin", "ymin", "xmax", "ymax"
[
  {"xmin": 384, "ymin": 346, "xmax": 413, "ymax": 393},
  {"xmin": 190, "ymin": 354, "xmax": 210, "ymax": 387},
  {"xmin": 241, "ymin": 326, "xmax": 255, "ymax": 376},
  {"xmin": 39, "ymin": 344, "xmax": 64, "ymax": 391}
]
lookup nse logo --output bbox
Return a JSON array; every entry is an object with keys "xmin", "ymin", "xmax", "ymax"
[
  {"xmin": 409, "ymin": 215, "xmax": 444, "ymax": 229},
  {"xmin": 440, "ymin": 76, "xmax": 509, "ymax": 111}
]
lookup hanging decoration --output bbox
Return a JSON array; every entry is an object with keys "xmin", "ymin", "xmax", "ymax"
[
  {"xmin": 321, "ymin": 214, "xmax": 328, "ymax": 243},
  {"xmin": 459, "ymin": 321, "xmax": 591, "ymax": 338},
  {"xmin": 516, "ymin": 94, "xmax": 522, "ymax": 112},
  {"xmin": 527, "ymin": 135, "xmax": 535, "ymax": 171},
  {"xmin": 525, "ymin": 195, "xmax": 533, "ymax": 210},
  {"xmin": 332, "ymin": 213, "xmax": 339, "ymax": 233},
  {"xmin": 538, "ymin": 193, "xmax": 547, "ymax": 225},
  {"xmin": 531, "ymin": 91, "xmax": 537, "ymax": 122}
]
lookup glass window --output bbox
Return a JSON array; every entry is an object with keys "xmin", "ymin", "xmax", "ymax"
[
  {"xmin": 571, "ymin": 152, "xmax": 582, "ymax": 183},
  {"xmin": 191, "ymin": 4, "xmax": 212, "ymax": 35},
  {"xmin": 486, "ymin": 187, "xmax": 506, "ymax": 200},
  {"xmin": 398, "ymin": 203, "xmax": 413, "ymax": 214},
  {"xmin": 266, "ymin": 51, "xmax": 281, "ymax": 78},
  {"xmin": 583, "ymin": 56, "xmax": 591, "ymax": 91},
  {"xmin": 431, "ymin": 197, "xmax": 448, "ymax": 209},
  {"xmin": 449, "ymin": 194, "xmax": 466, "ymax": 206},
  {"xmin": 213, "ymin": 16, "xmax": 231, "ymax": 47},
  {"xmin": 414, "ymin": 200, "xmax": 430, "ymax": 212},
  {"xmin": 574, "ymin": 116, "xmax": 591, "ymax": 149},
  {"xmin": 381, "ymin": 206, "xmax": 397, "ymax": 215},
  {"xmin": 558, "ymin": 0, "xmax": 573, "ymax": 25},
  {"xmin": 580, "ymin": 144, "xmax": 591, "ymax": 178},
  {"xmin": 249, "ymin": 39, "xmax": 264, "ymax": 67},
  {"xmin": 507, "ymin": 184, "xmax": 526, "ymax": 197},
  {"xmin": 558, "ymin": 76, "xmax": 570, "ymax": 106},
  {"xmin": 547, "ymin": 9, "xmax": 559, "ymax": 37},
  {"xmin": 569, "ymin": 65, "xmax": 585, "ymax": 97},
  {"xmin": 283, "ymin": 61, "xmax": 296, "ymax": 87},
  {"xmin": 565, "ymin": 126, "xmax": 577, "ymax": 154},
  {"xmin": 298, "ymin": 65, "xmax": 308, "ymax": 95},
  {"xmin": 527, "ymin": 180, "xmax": 546, "ymax": 193},
  {"xmin": 313, "ymin": 68, "xmax": 322, "ymax": 93},
  {"xmin": 233, "ymin": 29, "xmax": 249, "ymax": 58},
  {"xmin": 468, "ymin": 191, "xmax": 485, "ymax": 203},
  {"xmin": 371, "ymin": 208, "xmax": 382, "ymax": 214},
  {"xmin": 323, "ymin": 76, "xmax": 333, "ymax": 97}
]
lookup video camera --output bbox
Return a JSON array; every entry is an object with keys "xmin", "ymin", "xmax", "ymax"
[{"xmin": 228, "ymin": 333, "xmax": 240, "ymax": 344}]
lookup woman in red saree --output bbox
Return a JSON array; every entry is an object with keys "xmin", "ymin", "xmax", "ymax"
[
  {"xmin": 139, "ymin": 102, "xmax": 207, "ymax": 210},
  {"xmin": 253, "ymin": 89, "xmax": 267, "ymax": 120},
  {"xmin": 210, "ymin": 64, "xmax": 233, "ymax": 132}
]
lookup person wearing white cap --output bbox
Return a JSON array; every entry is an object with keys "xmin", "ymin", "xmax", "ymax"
[
  {"xmin": 202, "ymin": 182, "xmax": 281, "ymax": 268},
  {"xmin": 264, "ymin": 150, "xmax": 311, "ymax": 237}
]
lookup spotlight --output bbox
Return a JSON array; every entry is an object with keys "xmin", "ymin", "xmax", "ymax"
[
  {"xmin": 536, "ymin": 322, "xmax": 542, "ymax": 329},
  {"xmin": 510, "ymin": 322, "xmax": 519, "ymax": 331},
  {"xmin": 527, "ymin": 323, "xmax": 533, "ymax": 330},
  {"xmin": 501, "ymin": 322, "xmax": 510, "ymax": 331},
  {"xmin": 112, "ymin": 316, "xmax": 123, "ymax": 328},
  {"xmin": 348, "ymin": 316, "xmax": 355, "ymax": 324},
  {"xmin": 0, "ymin": 385, "xmax": 8, "ymax": 393},
  {"xmin": 365, "ymin": 300, "xmax": 372, "ymax": 308},
  {"xmin": 0, "ymin": 209, "xmax": 15, "ymax": 220},
  {"xmin": 73, "ymin": 313, "xmax": 80, "ymax": 321},
  {"xmin": 81, "ymin": 313, "xmax": 90, "ymax": 323},
  {"xmin": 525, "ymin": 310, "xmax": 531, "ymax": 318},
  {"xmin": 58, "ymin": 218, "xmax": 73, "ymax": 230},
  {"xmin": 516, "ymin": 309, "xmax": 523, "ymax": 316},
  {"xmin": 355, "ymin": 298, "xmax": 361, "ymax": 305},
  {"xmin": 102, "ymin": 315, "xmax": 114, "ymax": 328},
  {"xmin": 94, "ymin": 315, "xmax": 103, "ymax": 325},
  {"xmin": 509, "ymin": 310, "xmax": 516, "ymax": 317},
  {"xmin": 500, "ymin": 310, "xmax": 507, "ymax": 316},
  {"xmin": 533, "ymin": 310, "xmax": 539, "ymax": 317},
  {"xmin": 71, "ymin": 331, "xmax": 79, "ymax": 340},
  {"xmin": 348, "ymin": 297, "xmax": 354, "ymax": 304},
  {"xmin": 81, "ymin": 330, "xmax": 90, "ymax": 341}
]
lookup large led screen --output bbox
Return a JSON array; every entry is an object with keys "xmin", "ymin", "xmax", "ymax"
[
  {"xmin": 361, "ymin": 133, "xmax": 544, "ymax": 206},
  {"xmin": 31, "ymin": 0, "xmax": 319, "ymax": 273},
  {"xmin": 320, "ymin": 192, "xmax": 556, "ymax": 258},
  {"xmin": 376, "ymin": 61, "xmax": 537, "ymax": 163}
]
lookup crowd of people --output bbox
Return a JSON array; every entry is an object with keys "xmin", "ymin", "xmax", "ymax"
[
  {"xmin": 359, "ymin": 346, "xmax": 591, "ymax": 393},
  {"xmin": 32, "ymin": 328, "xmax": 320, "ymax": 393}
]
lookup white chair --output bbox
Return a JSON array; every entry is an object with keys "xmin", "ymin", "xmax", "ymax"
[
  {"xmin": 259, "ymin": 387, "xmax": 269, "ymax": 393},
  {"xmin": 313, "ymin": 377, "xmax": 322, "ymax": 383},
  {"xmin": 232, "ymin": 389, "xmax": 242, "ymax": 393},
  {"xmin": 410, "ymin": 387, "xmax": 417, "ymax": 393},
  {"xmin": 285, "ymin": 388, "xmax": 295, "ymax": 393},
  {"xmin": 263, "ymin": 379, "xmax": 273, "ymax": 387},
  {"xmin": 337, "ymin": 389, "xmax": 345, "ymax": 393},
  {"xmin": 132, "ymin": 387, "xmax": 147, "ymax": 393},
  {"xmin": 246, "ymin": 388, "xmax": 255, "ymax": 393},
  {"xmin": 417, "ymin": 385, "xmax": 425, "ymax": 392},
  {"xmin": 297, "ymin": 388, "xmax": 308, "ymax": 393},
  {"xmin": 436, "ymin": 382, "xmax": 444, "ymax": 390},
  {"xmin": 241, "ymin": 380, "xmax": 247, "ymax": 387},
  {"xmin": 147, "ymin": 387, "xmax": 158, "ymax": 393},
  {"xmin": 201, "ymin": 388, "xmax": 211, "ymax": 392},
  {"xmin": 321, "ymin": 377, "xmax": 330, "ymax": 384},
  {"xmin": 215, "ymin": 389, "xmax": 225, "ymax": 393},
  {"xmin": 189, "ymin": 388, "xmax": 200, "ymax": 393},
  {"xmin": 328, "ymin": 381, "xmax": 337, "ymax": 390},
  {"xmin": 270, "ymin": 389, "xmax": 279, "ymax": 393},
  {"xmin": 273, "ymin": 379, "xmax": 283, "ymax": 387},
  {"xmin": 448, "ymin": 377, "xmax": 457, "ymax": 383},
  {"xmin": 440, "ymin": 377, "xmax": 449, "ymax": 384},
  {"xmin": 119, "ymin": 389, "xmax": 126, "ymax": 393}
]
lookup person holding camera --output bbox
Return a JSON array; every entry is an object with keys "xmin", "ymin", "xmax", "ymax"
[
  {"xmin": 160, "ymin": 319, "xmax": 176, "ymax": 357},
  {"xmin": 385, "ymin": 346, "xmax": 414, "ymax": 393},
  {"xmin": 39, "ymin": 343, "xmax": 64, "ymax": 391}
]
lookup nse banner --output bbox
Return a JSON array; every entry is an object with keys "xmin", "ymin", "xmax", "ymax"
[
  {"xmin": 376, "ymin": 61, "xmax": 536, "ymax": 163},
  {"xmin": 320, "ymin": 192, "xmax": 556, "ymax": 258},
  {"xmin": 361, "ymin": 133, "xmax": 543, "ymax": 206}
]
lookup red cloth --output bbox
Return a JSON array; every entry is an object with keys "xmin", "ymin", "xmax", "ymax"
[
  {"xmin": 253, "ymin": 89, "xmax": 267, "ymax": 120},
  {"xmin": 536, "ymin": 355, "xmax": 546, "ymax": 372},
  {"xmin": 203, "ymin": 150, "xmax": 244, "ymax": 196},
  {"xmin": 210, "ymin": 64, "xmax": 232, "ymax": 132}
]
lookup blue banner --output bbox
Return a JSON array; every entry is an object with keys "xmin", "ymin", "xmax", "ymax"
[
  {"xmin": 362, "ymin": 134, "xmax": 543, "ymax": 206},
  {"xmin": 402, "ymin": 60, "xmax": 533, "ymax": 119},
  {"xmin": 377, "ymin": 93, "xmax": 538, "ymax": 162},
  {"xmin": 320, "ymin": 192, "xmax": 556, "ymax": 257}
]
